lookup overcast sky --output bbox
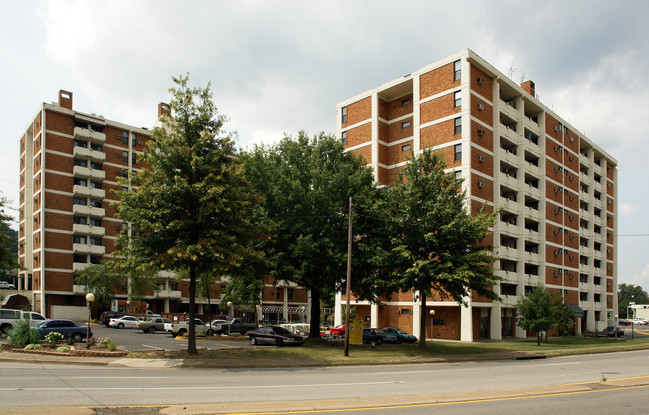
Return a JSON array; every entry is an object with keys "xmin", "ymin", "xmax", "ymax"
[{"xmin": 2, "ymin": 1, "xmax": 648, "ymax": 290}]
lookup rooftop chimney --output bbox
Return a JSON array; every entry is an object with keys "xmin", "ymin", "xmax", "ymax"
[
  {"xmin": 521, "ymin": 80, "xmax": 535, "ymax": 97},
  {"xmin": 158, "ymin": 102, "xmax": 170, "ymax": 118},
  {"xmin": 58, "ymin": 90, "xmax": 73, "ymax": 110}
]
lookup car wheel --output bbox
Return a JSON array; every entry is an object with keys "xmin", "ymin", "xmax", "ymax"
[
  {"xmin": 178, "ymin": 329, "xmax": 186, "ymax": 337},
  {"xmin": 376, "ymin": 338, "xmax": 383, "ymax": 345},
  {"xmin": 118, "ymin": 323, "xmax": 124, "ymax": 329},
  {"xmin": 1, "ymin": 325, "xmax": 11, "ymax": 334},
  {"xmin": 275, "ymin": 338, "xmax": 284, "ymax": 347},
  {"xmin": 250, "ymin": 336, "xmax": 257, "ymax": 345},
  {"xmin": 73, "ymin": 333, "xmax": 83, "ymax": 343},
  {"xmin": 147, "ymin": 326, "xmax": 156, "ymax": 334}
]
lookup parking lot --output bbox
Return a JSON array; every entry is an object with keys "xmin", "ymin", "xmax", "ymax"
[{"xmin": 91, "ymin": 323, "xmax": 252, "ymax": 351}]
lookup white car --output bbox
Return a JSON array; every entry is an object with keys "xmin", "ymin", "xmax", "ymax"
[
  {"xmin": 0, "ymin": 281, "xmax": 16, "ymax": 290},
  {"xmin": 630, "ymin": 318, "xmax": 648, "ymax": 325},
  {"xmin": 109, "ymin": 315, "xmax": 141, "ymax": 329}
]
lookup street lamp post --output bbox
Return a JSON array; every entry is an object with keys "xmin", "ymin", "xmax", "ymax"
[
  {"xmin": 344, "ymin": 196, "xmax": 352, "ymax": 357},
  {"xmin": 85, "ymin": 293, "xmax": 95, "ymax": 349},
  {"xmin": 227, "ymin": 301, "xmax": 233, "ymax": 335},
  {"xmin": 614, "ymin": 314, "xmax": 618, "ymax": 339},
  {"xmin": 429, "ymin": 310, "xmax": 435, "ymax": 342}
]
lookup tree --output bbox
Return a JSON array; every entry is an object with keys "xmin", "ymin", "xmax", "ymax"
[
  {"xmin": 74, "ymin": 263, "xmax": 125, "ymax": 310},
  {"xmin": 114, "ymin": 75, "xmax": 266, "ymax": 355},
  {"xmin": 0, "ymin": 194, "xmax": 21, "ymax": 277},
  {"xmin": 516, "ymin": 286, "xmax": 557, "ymax": 346},
  {"xmin": 618, "ymin": 283, "xmax": 649, "ymax": 318},
  {"xmin": 553, "ymin": 301, "xmax": 575, "ymax": 337},
  {"xmin": 368, "ymin": 149, "xmax": 499, "ymax": 348},
  {"xmin": 240, "ymin": 132, "xmax": 376, "ymax": 337}
]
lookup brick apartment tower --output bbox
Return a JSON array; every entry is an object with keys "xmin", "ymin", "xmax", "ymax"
[
  {"xmin": 18, "ymin": 91, "xmax": 309, "ymax": 322},
  {"xmin": 335, "ymin": 49, "xmax": 617, "ymax": 341}
]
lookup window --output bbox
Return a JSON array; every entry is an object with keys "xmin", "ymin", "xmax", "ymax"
[
  {"xmin": 454, "ymin": 60, "xmax": 461, "ymax": 82},
  {"xmin": 341, "ymin": 131, "xmax": 347, "ymax": 146},
  {"xmin": 74, "ymin": 140, "xmax": 87, "ymax": 148},
  {"xmin": 89, "ymin": 255, "xmax": 102, "ymax": 264},
  {"xmin": 90, "ymin": 142, "xmax": 102, "ymax": 151},
  {"xmin": 74, "ymin": 178, "xmax": 87, "ymax": 187},
  {"xmin": 454, "ymin": 144, "xmax": 462, "ymax": 162},
  {"xmin": 454, "ymin": 117, "xmax": 462, "ymax": 135},
  {"xmin": 401, "ymin": 97, "xmax": 411, "ymax": 106},
  {"xmin": 89, "ymin": 218, "xmax": 102, "ymax": 227},
  {"xmin": 73, "ymin": 216, "xmax": 87, "ymax": 225},
  {"xmin": 131, "ymin": 153, "xmax": 137, "ymax": 164},
  {"xmin": 454, "ymin": 91, "xmax": 461, "ymax": 107},
  {"xmin": 90, "ymin": 161, "xmax": 102, "ymax": 170},
  {"xmin": 131, "ymin": 132, "xmax": 137, "ymax": 146},
  {"xmin": 401, "ymin": 121, "xmax": 411, "ymax": 129},
  {"xmin": 89, "ymin": 236, "xmax": 102, "ymax": 246},
  {"xmin": 341, "ymin": 106, "xmax": 347, "ymax": 124},
  {"xmin": 455, "ymin": 170, "xmax": 462, "ymax": 180},
  {"xmin": 122, "ymin": 136, "xmax": 129, "ymax": 145},
  {"xmin": 73, "ymin": 197, "xmax": 87, "ymax": 206},
  {"xmin": 73, "ymin": 159, "xmax": 87, "ymax": 168},
  {"xmin": 169, "ymin": 282, "xmax": 177, "ymax": 291},
  {"xmin": 73, "ymin": 254, "xmax": 86, "ymax": 263},
  {"xmin": 73, "ymin": 235, "xmax": 87, "ymax": 244},
  {"xmin": 401, "ymin": 144, "xmax": 411, "ymax": 152},
  {"xmin": 90, "ymin": 181, "xmax": 102, "ymax": 189},
  {"xmin": 89, "ymin": 199, "xmax": 102, "ymax": 208}
]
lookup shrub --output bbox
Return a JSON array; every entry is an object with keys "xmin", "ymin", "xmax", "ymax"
[
  {"xmin": 195, "ymin": 331, "xmax": 207, "ymax": 338},
  {"xmin": 66, "ymin": 336, "xmax": 76, "ymax": 346},
  {"xmin": 98, "ymin": 337, "xmax": 116, "ymax": 351},
  {"xmin": 56, "ymin": 346, "xmax": 70, "ymax": 353},
  {"xmin": 24, "ymin": 343, "xmax": 42, "ymax": 351},
  {"xmin": 7, "ymin": 320, "xmax": 42, "ymax": 347},
  {"xmin": 44, "ymin": 332, "xmax": 64, "ymax": 348}
]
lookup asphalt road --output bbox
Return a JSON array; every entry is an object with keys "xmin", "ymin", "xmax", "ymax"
[{"xmin": 0, "ymin": 349, "xmax": 647, "ymax": 409}]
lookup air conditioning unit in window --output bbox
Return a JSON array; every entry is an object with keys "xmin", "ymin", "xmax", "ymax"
[
  {"xmin": 477, "ymin": 103, "xmax": 485, "ymax": 111},
  {"xmin": 554, "ymin": 271, "xmax": 559, "ymax": 276},
  {"xmin": 477, "ymin": 129, "xmax": 485, "ymax": 136},
  {"xmin": 478, "ymin": 155, "xmax": 485, "ymax": 162},
  {"xmin": 554, "ymin": 209, "xmax": 559, "ymax": 214},
  {"xmin": 477, "ymin": 181, "xmax": 485, "ymax": 188},
  {"xmin": 554, "ymin": 146, "xmax": 559, "ymax": 151},
  {"xmin": 477, "ymin": 77, "xmax": 485, "ymax": 84},
  {"xmin": 569, "ymin": 255, "xmax": 573, "ymax": 260},
  {"xmin": 554, "ymin": 126, "xmax": 560, "ymax": 131},
  {"xmin": 569, "ymin": 137, "xmax": 574, "ymax": 142}
]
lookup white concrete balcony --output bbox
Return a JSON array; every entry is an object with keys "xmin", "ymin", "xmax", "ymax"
[
  {"xmin": 593, "ymin": 198, "xmax": 603, "ymax": 210},
  {"xmin": 593, "ymin": 163, "xmax": 603, "ymax": 175},
  {"xmin": 501, "ymin": 198, "xmax": 519, "ymax": 213},
  {"xmin": 522, "ymin": 117, "xmax": 541, "ymax": 135},
  {"xmin": 523, "ymin": 161, "xmax": 541, "ymax": 177},
  {"xmin": 525, "ymin": 185, "xmax": 542, "ymax": 200},
  {"xmin": 72, "ymin": 284, "xmax": 87, "ymax": 294},
  {"xmin": 499, "ymin": 100, "xmax": 518, "ymax": 120},
  {"xmin": 74, "ymin": 126, "xmax": 106, "ymax": 144},
  {"xmin": 73, "ymin": 243, "xmax": 105, "ymax": 255},
  {"xmin": 497, "ymin": 222, "xmax": 518, "ymax": 236},
  {"xmin": 157, "ymin": 270, "xmax": 176, "ymax": 279},
  {"xmin": 73, "ymin": 223, "xmax": 105, "ymax": 237},
  {"xmin": 500, "ymin": 294, "xmax": 518, "ymax": 307},
  {"xmin": 73, "ymin": 262, "xmax": 91, "ymax": 272},
  {"xmin": 500, "ymin": 125, "xmax": 518, "ymax": 143},
  {"xmin": 524, "ymin": 251, "xmax": 540, "ymax": 263},
  {"xmin": 524, "ymin": 206, "xmax": 542, "ymax": 221},
  {"xmin": 523, "ymin": 228, "xmax": 542, "ymax": 243},
  {"xmin": 155, "ymin": 289, "xmax": 182, "ymax": 299},
  {"xmin": 496, "ymin": 246, "xmax": 519, "ymax": 261},
  {"xmin": 73, "ymin": 146, "xmax": 106, "ymax": 162},
  {"xmin": 499, "ymin": 174, "xmax": 520, "ymax": 191},
  {"xmin": 73, "ymin": 185, "xmax": 105, "ymax": 199},
  {"xmin": 73, "ymin": 165, "xmax": 106, "ymax": 181},
  {"xmin": 72, "ymin": 204, "xmax": 105, "ymax": 217}
]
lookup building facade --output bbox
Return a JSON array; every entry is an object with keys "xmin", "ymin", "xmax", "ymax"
[
  {"xmin": 18, "ymin": 90, "xmax": 309, "ymax": 321},
  {"xmin": 335, "ymin": 49, "xmax": 617, "ymax": 341}
]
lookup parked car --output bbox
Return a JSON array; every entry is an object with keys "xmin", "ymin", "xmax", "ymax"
[
  {"xmin": 0, "ymin": 281, "xmax": 16, "ymax": 290},
  {"xmin": 137, "ymin": 317, "xmax": 172, "ymax": 333},
  {"xmin": 247, "ymin": 326, "xmax": 304, "ymax": 347},
  {"xmin": 601, "ymin": 326, "xmax": 624, "ymax": 337},
  {"xmin": 0, "ymin": 309, "xmax": 47, "ymax": 334},
  {"xmin": 330, "ymin": 324, "xmax": 345, "ymax": 336},
  {"xmin": 210, "ymin": 318, "xmax": 257, "ymax": 335},
  {"xmin": 108, "ymin": 315, "xmax": 141, "ymax": 329},
  {"xmin": 208, "ymin": 319, "xmax": 228, "ymax": 334},
  {"xmin": 381, "ymin": 327, "xmax": 417, "ymax": 343},
  {"xmin": 100, "ymin": 311, "xmax": 127, "ymax": 327},
  {"xmin": 362, "ymin": 328, "xmax": 398, "ymax": 345},
  {"xmin": 35, "ymin": 319, "xmax": 92, "ymax": 342},
  {"xmin": 629, "ymin": 318, "xmax": 648, "ymax": 325},
  {"xmin": 164, "ymin": 318, "xmax": 210, "ymax": 337}
]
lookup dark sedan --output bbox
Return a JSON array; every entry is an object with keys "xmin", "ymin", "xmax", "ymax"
[
  {"xmin": 35, "ymin": 319, "xmax": 92, "ymax": 342},
  {"xmin": 247, "ymin": 326, "xmax": 304, "ymax": 347},
  {"xmin": 601, "ymin": 326, "xmax": 624, "ymax": 337},
  {"xmin": 381, "ymin": 327, "xmax": 417, "ymax": 343},
  {"xmin": 362, "ymin": 328, "xmax": 398, "ymax": 345}
]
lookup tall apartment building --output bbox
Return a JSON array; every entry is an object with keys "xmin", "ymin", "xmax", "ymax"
[
  {"xmin": 18, "ymin": 90, "xmax": 309, "ymax": 321},
  {"xmin": 335, "ymin": 49, "xmax": 617, "ymax": 341}
]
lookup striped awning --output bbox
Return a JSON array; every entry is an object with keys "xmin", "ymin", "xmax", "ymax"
[{"xmin": 260, "ymin": 305, "xmax": 309, "ymax": 314}]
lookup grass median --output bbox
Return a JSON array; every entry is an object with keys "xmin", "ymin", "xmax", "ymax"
[{"xmin": 127, "ymin": 336, "xmax": 649, "ymax": 364}]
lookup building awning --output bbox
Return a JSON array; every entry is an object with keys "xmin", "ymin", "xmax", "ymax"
[
  {"xmin": 568, "ymin": 304, "xmax": 584, "ymax": 317},
  {"xmin": 261, "ymin": 305, "xmax": 309, "ymax": 314}
]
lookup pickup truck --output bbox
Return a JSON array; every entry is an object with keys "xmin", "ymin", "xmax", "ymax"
[
  {"xmin": 212, "ymin": 318, "xmax": 257, "ymax": 335},
  {"xmin": 138, "ymin": 317, "xmax": 172, "ymax": 333},
  {"xmin": 0, "ymin": 309, "xmax": 47, "ymax": 334},
  {"xmin": 164, "ymin": 318, "xmax": 210, "ymax": 337}
]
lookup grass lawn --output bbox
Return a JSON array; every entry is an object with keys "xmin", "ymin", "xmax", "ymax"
[{"xmin": 128, "ymin": 335, "xmax": 649, "ymax": 363}]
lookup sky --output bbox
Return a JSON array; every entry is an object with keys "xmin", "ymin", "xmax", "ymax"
[{"xmin": 1, "ymin": 1, "xmax": 649, "ymax": 290}]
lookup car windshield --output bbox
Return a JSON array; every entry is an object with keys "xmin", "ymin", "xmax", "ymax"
[{"xmin": 272, "ymin": 327, "xmax": 291, "ymax": 335}]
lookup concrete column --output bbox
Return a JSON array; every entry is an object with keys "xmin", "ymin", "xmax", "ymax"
[
  {"xmin": 412, "ymin": 291, "xmax": 421, "ymax": 339},
  {"xmin": 163, "ymin": 299, "xmax": 170, "ymax": 313},
  {"xmin": 490, "ymin": 305, "xmax": 502, "ymax": 340},
  {"xmin": 370, "ymin": 303, "xmax": 379, "ymax": 328},
  {"xmin": 371, "ymin": 93, "xmax": 380, "ymax": 183},
  {"xmin": 413, "ymin": 75, "xmax": 421, "ymax": 152},
  {"xmin": 460, "ymin": 299, "xmax": 473, "ymax": 342},
  {"xmin": 334, "ymin": 291, "xmax": 343, "ymax": 326},
  {"xmin": 282, "ymin": 287, "xmax": 289, "ymax": 322}
]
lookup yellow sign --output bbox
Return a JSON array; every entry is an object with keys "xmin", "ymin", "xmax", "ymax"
[{"xmin": 349, "ymin": 318, "xmax": 363, "ymax": 345}]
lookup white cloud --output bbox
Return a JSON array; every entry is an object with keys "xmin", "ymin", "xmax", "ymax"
[
  {"xmin": 619, "ymin": 204, "xmax": 640, "ymax": 216},
  {"xmin": 627, "ymin": 264, "xmax": 649, "ymax": 290}
]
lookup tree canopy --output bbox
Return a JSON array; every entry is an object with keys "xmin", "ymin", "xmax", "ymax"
[
  {"xmin": 618, "ymin": 283, "xmax": 649, "ymax": 318},
  {"xmin": 366, "ymin": 149, "xmax": 499, "ymax": 348},
  {"xmin": 114, "ymin": 75, "xmax": 266, "ymax": 355},
  {"xmin": 516, "ymin": 285, "xmax": 573, "ymax": 345},
  {"xmin": 0, "ymin": 194, "xmax": 20, "ymax": 277},
  {"xmin": 240, "ymin": 132, "xmax": 376, "ymax": 337}
]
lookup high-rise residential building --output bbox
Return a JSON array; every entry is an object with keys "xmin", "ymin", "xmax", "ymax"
[
  {"xmin": 335, "ymin": 49, "xmax": 617, "ymax": 341},
  {"xmin": 18, "ymin": 90, "xmax": 309, "ymax": 322}
]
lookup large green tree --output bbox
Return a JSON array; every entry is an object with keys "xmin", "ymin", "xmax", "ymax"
[
  {"xmin": 516, "ymin": 286, "xmax": 559, "ymax": 346},
  {"xmin": 618, "ymin": 283, "xmax": 649, "ymax": 318},
  {"xmin": 114, "ymin": 75, "xmax": 266, "ymax": 355},
  {"xmin": 74, "ymin": 263, "xmax": 125, "ymax": 310},
  {"xmin": 368, "ymin": 149, "xmax": 499, "ymax": 349},
  {"xmin": 0, "ymin": 194, "xmax": 20, "ymax": 277},
  {"xmin": 241, "ymin": 132, "xmax": 376, "ymax": 337}
]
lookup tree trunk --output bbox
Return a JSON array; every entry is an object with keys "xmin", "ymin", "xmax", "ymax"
[
  {"xmin": 419, "ymin": 292, "xmax": 427, "ymax": 349},
  {"xmin": 187, "ymin": 263, "xmax": 197, "ymax": 355},
  {"xmin": 537, "ymin": 332, "xmax": 541, "ymax": 347},
  {"xmin": 308, "ymin": 287, "xmax": 320, "ymax": 339}
]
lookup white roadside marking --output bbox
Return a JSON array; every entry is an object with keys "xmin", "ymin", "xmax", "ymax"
[
  {"xmin": 375, "ymin": 370, "xmax": 437, "ymax": 375},
  {"xmin": 140, "ymin": 344, "xmax": 165, "ymax": 349},
  {"xmin": 544, "ymin": 362, "xmax": 581, "ymax": 366},
  {"xmin": 0, "ymin": 380, "xmax": 404, "ymax": 392},
  {"xmin": 72, "ymin": 377, "xmax": 169, "ymax": 379}
]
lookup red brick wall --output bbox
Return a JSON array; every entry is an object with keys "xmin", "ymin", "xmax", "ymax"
[
  {"xmin": 470, "ymin": 122, "xmax": 493, "ymax": 151},
  {"xmin": 420, "ymin": 119, "xmax": 457, "ymax": 148},
  {"xmin": 471, "ymin": 65, "xmax": 493, "ymax": 100},
  {"xmin": 420, "ymin": 62, "xmax": 459, "ymax": 100},
  {"xmin": 342, "ymin": 97, "xmax": 372, "ymax": 127},
  {"xmin": 420, "ymin": 93, "xmax": 459, "ymax": 124}
]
